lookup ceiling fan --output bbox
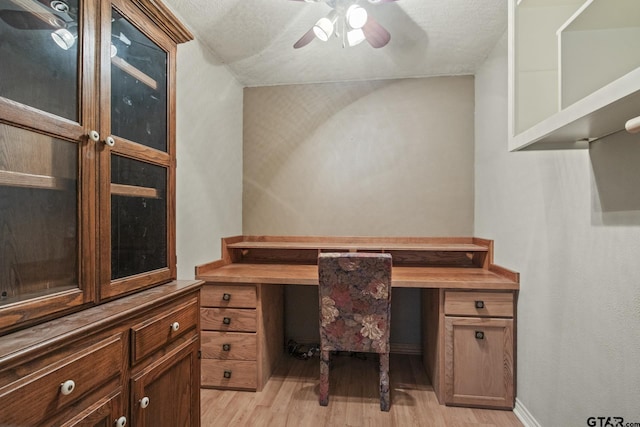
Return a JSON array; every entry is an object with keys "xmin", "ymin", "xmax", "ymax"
[{"xmin": 291, "ymin": 0, "xmax": 397, "ymax": 49}]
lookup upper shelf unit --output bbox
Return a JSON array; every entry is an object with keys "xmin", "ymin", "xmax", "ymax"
[
  {"xmin": 221, "ymin": 236, "xmax": 492, "ymax": 268},
  {"xmin": 508, "ymin": 0, "xmax": 640, "ymax": 150}
]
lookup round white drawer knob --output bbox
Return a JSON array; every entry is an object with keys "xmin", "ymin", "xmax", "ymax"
[
  {"xmin": 140, "ymin": 396, "xmax": 150, "ymax": 409},
  {"xmin": 115, "ymin": 416, "xmax": 127, "ymax": 427},
  {"xmin": 60, "ymin": 379, "xmax": 75, "ymax": 395},
  {"xmin": 171, "ymin": 321, "xmax": 180, "ymax": 332},
  {"xmin": 105, "ymin": 136, "xmax": 116, "ymax": 147},
  {"xmin": 89, "ymin": 130, "xmax": 100, "ymax": 142}
]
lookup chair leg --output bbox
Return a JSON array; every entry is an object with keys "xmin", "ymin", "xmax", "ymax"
[
  {"xmin": 319, "ymin": 350, "xmax": 330, "ymax": 406},
  {"xmin": 379, "ymin": 352, "xmax": 390, "ymax": 411}
]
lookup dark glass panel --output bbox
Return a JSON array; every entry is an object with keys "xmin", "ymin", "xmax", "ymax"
[
  {"xmin": 110, "ymin": 8, "xmax": 167, "ymax": 152},
  {"xmin": 0, "ymin": 124, "xmax": 78, "ymax": 304},
  {"xmin": 0, "ymin": 0, "xmax": 79, "ymax": 121},
  {"xmin": 111, "ymin": 155, "xmax": 166, "ymax": 280}
]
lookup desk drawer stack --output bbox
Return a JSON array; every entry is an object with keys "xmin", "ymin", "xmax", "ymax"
[
  {"xmin": 201, "ymin": 284, "xmax": 258, "ymax": 389},
  {"xmin": 200, "ymin": 283, "xmax": 283, "ymax": 391}
]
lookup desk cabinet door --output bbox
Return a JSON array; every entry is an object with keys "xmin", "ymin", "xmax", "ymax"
[{"xmin": 444, "ymin": 317, "xmax": 514, "ymax": 409}]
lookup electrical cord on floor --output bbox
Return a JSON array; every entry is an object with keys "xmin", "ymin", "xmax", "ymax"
[
  {"xmin": 287, "ymin": 340, "xmax": 367, "ymax": 360},
  {"xmin": 287, "ymin": 339, "xmax": 319, "ymax": 360}
]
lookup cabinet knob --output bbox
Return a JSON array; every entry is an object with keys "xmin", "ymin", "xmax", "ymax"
[
  {"xmin": 60, "ymin": 379, "xmax": 75, "ymax": 395},
  {"xmin": 222, "ymin": 343, "xmax": 231, "ymax": 351},
  {"xmin": 115, "ymin": 416, "xmax": 127, "ymax": 427},
  {"xmin": 140, "ymin": 396, "xmax": 150, "ymax": 409},
  {"xmin": 475, "ymin": 300, "xmax": 485, "ymax": 309},
  {"xmin": 222, "ymin": 293, "xmax": 231, "ymax": 301},
  {"xmin": 105, "ymin": 136, "xmax": 116, "ymax": 147},
  {"xmin": 222, "ymin": 317, "xmax": 231, "ymax": 325},
  {"xmin": 170, "ymin": 321, "xmax": 180, "ymax": 332},
  {"xmin": 223, "ymin": 370, "xmax": 232, "ymax": 379},
  {"xmin": 89, "ymin": 130, "xmax": 100, "ymax": 142},
  {"xmin": 475, "ymin": 331, "xmax": 485, "ymax": 340}
]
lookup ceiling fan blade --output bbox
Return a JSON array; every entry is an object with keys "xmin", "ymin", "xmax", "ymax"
[
  {"xmin": 293, "ymin": 27, "xmax": 316, "ymax": 49},
  {"xmin": 362, "ymin": 16, "xmax": 390, "ymax": 48}
]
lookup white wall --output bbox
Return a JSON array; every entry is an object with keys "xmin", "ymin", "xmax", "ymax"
[
  {"xmin": 175, "ymin": 40, "xmax": 243, "ymax": 279},
  {"xmin": 475, "ymin": 34, "xmax": 640, "ymax": 426},
  {"xmin": 243, "ymin": 77, "xmax": 475, "ymax": 237}
]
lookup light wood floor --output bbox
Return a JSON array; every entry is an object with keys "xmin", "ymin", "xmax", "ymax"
[{"xmin": 201, "ymin": 354, "xmax": 523, "ymax": 426}]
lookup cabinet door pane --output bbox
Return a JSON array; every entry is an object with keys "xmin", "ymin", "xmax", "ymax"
[
  {"xmin": 110, "ymin": 8, "xmax": 167, "ymax": 152},
  {"xmin": 0, "ymin": 124, "xmax": 78, "ymax": 304},
  {"xmin": 111, "ymin": 155, "xmax": 166, "ymax": 280},
  {"xmin": 0, "ymin": 0, "xmax": 79, "ymax": 121}
]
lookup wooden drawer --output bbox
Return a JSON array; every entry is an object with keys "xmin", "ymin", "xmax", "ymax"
[
  {"xmin": 201, "ymin": 359, "xmax": 257, "ymax": 390},
  {"xmin": 202, "ymin": 331, "xmax": 257, "ymax": 360},
  {"xmin": 131, "ymin": 297, "xmax": 199, "ymax": 364},
  {"xmin": 444, "ymin": 291, "xmax": 514, "ymax": 318},
  {"xmin": 202, "ymin": 284, "xmax": 256, "ymax": 308},
  {"xmin": 201, "ymin": 307, "xmax": 257, "ymax": 332},
  {"xmin": 0, "ymin": 334, "xmax": 123, "ymax": 426}
]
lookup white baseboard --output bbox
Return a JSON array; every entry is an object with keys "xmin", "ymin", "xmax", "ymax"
[
  {"xmin": 390, "ymin": 343, "xmax": 422, "ymax": 355},
  {"xmin": 514, "ymin": 398, "xmax": 542, "ymax": 427}
]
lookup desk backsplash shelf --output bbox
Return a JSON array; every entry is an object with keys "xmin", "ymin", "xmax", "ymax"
[{"xmin": 220, "ymin": 236, "xmax": 492, "ymax": 269}]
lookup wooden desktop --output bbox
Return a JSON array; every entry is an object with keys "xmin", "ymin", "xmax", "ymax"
[{"xmin": 195, "ymin": 235, "xmax": 519, "ymax": 409}]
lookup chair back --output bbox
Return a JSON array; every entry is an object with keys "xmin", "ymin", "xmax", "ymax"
[{"xmin": 318, "ymin": 252, "xmax": 392, "ymax": 354}]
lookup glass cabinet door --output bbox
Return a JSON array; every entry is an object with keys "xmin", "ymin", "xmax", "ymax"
[
  {"xmin": 0, "ymin": 0, "xmax": 95, "ymax": 332},
  {"xmin": 99, "ymin": 0, "xmax": 175, "ymax": 299}
]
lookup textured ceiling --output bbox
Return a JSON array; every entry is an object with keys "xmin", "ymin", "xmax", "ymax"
[{"xmin": 163, "ymin": 0, "xmax": 507, "ymax": 87}]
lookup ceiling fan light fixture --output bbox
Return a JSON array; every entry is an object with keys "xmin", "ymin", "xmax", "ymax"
[
  {"xmin": 346, "ymin": 5, "xmax": 368, "ymax": 29},
  {"xmin": 51, "ymin": 25, "xmax": 77, "ymax": 50},
  {"xmin": 346, "ymin": 28, "xmax": 366, "ymax": 46},
  {"xmin": 293, "ymin": 0, "xmax": 392, "ymax": 50},
  {"xmin": 312, "ymin": 10, "xmax": 337, "ymax": 42},
  {"xmin": 50, "ymin": 0, "xmax": 70, "ymax": 13}
]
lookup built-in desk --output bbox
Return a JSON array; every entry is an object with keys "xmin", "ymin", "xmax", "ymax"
[{"xmin": 196, "ymin": 236, "xmax": 519, "ymax": 409}]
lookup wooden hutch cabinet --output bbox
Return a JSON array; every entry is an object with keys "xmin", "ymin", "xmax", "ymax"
[
  {"xmin": 0, "ymin": 0, "xmax": 201, "ymax": 426},
  {"xmin": 0, "ymin": 0, "xmax": 192, "ymax": 332}
]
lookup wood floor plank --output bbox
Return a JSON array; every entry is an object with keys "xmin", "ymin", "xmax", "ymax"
[{"xmin": 201, "ymin": 354, "xmax": 522, "ymax": 427}]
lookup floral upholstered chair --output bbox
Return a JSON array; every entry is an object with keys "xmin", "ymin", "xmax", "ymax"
[{"xmin": 317, "ymin": 252, "xmax": 392, "ymax": 411}]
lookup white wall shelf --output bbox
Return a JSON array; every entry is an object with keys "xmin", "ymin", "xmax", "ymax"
[{"xmin": 508, "ymin": 0, "xmax": 640, "ymax": 150}]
